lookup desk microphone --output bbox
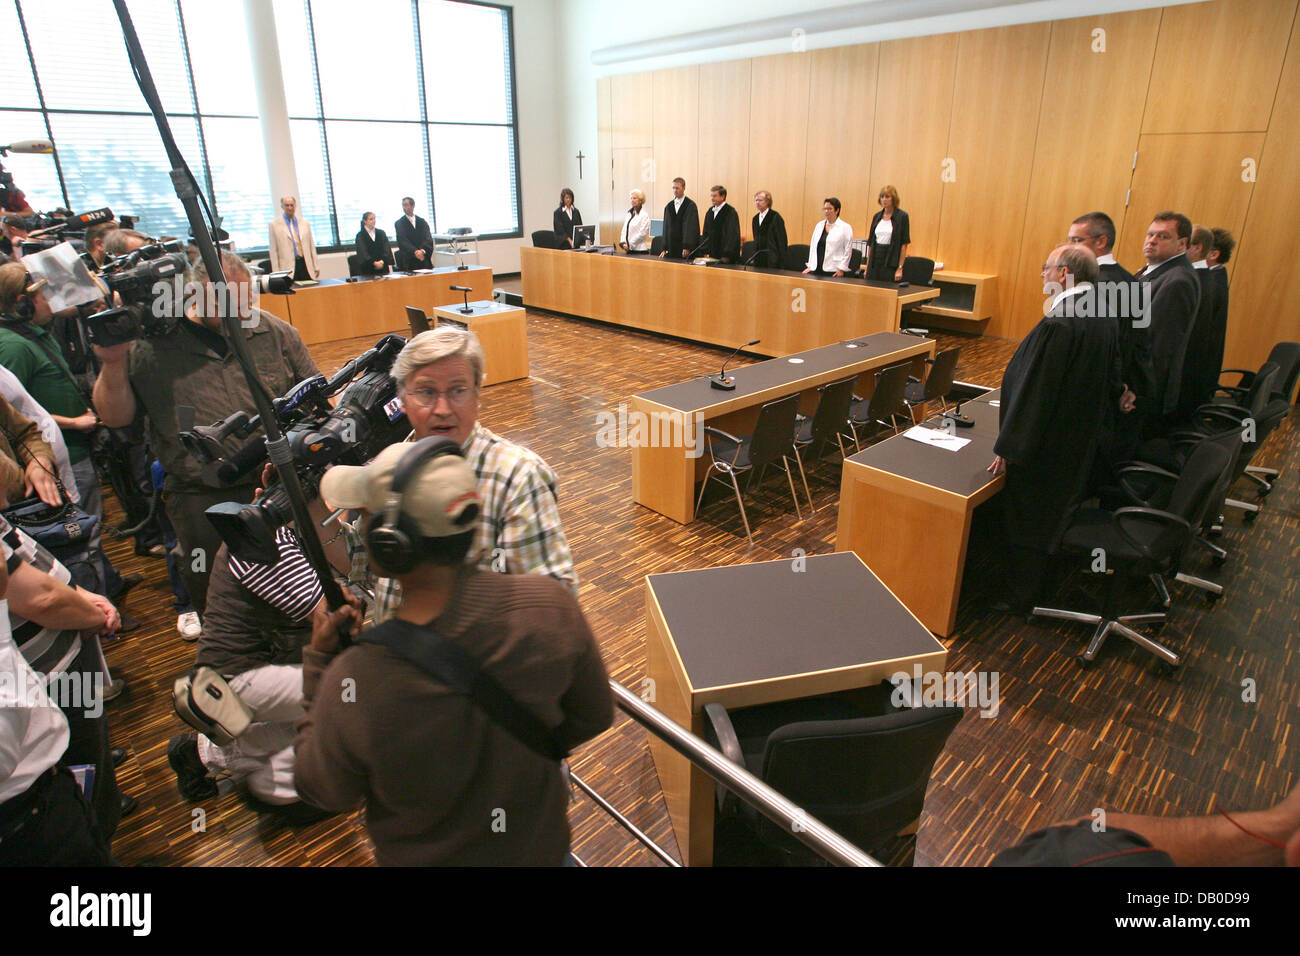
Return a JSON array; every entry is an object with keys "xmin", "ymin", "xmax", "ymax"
[
  {"xmin": 450, "ymin": 284, "xmax": 474, "ymax": 314},
  {"xmin": 944, "ymin": 401, "xmax": 974, "ymax": 428},
  {"xmin": 685, "ymin": 236, "xmax": 710, "ymax": 260},
  {"xmin": 742, "ymin": 248, "xmax": 769, "ymax": 269},
  {"xmin": 711, "ymin": 339, "xmax": 760, "ymax": 390}
]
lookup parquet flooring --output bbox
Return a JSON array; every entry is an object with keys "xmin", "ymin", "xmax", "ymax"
[{"xmin": 98, "ymin": 276, "xmax": 1299, "ymax": 866}]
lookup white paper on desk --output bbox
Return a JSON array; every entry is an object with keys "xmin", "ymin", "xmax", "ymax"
[{"xmin": 902, "ymin": 425, "xmax": 970, "ymax": 451}]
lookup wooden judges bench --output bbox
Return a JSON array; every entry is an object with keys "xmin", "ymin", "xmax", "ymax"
[
  {"xmin": 258, "ymin": 267, "xmax": 493, "ymax": 345},
  {"xmin": 521, "ymin": 248, "xmax": 938, "ymax": 357}
]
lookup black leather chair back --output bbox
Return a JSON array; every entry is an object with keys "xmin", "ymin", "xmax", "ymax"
[
  {"xmin": 1264, "ymin": 342, "xmax": 1300, "ymax": 402},
  {"xmin": 650, "ymin": 235, "xmax": 666, "ymax": 256},
  {"xmin": 784, "ymin": 244, "xmax": 810, "ymax": 271},
  {"xmin": 405, "ymin": 306, "xmax": 431, "ymax": 335},
  {"xmin": 847, "ymin": 247, "xmax": 863, "ymax": 273},
  {"xmin": 757, "ymin": 705, "xmax": 963, "ymax": 857},
  {"xmin": 347, "ymin": 254, "xmax": 361, "ymax": 277},
  {"xmin": 869, "ymin": 363, "xmax": 911, "ymax": 425},
  {"xmin": 902, "ymin": 256, "xmax": 935, "ymax": 285},
  {"xmin": 531, "ymin": 230, "xmax": 563, "ymax": 249},
  {"xmin": 808, "ymin": 376, "xmax": 857, "ymax": 446},
  {"xmin": 749, "ymin": 394, "xmax": 801, "ymax": 470},
  {"xmin": 923, "ymin": 347, "xmax": 961, "ymax": 402},
  {"xmin": 741, "ymin": 240, "xmax": 757, "ymax": 264}
]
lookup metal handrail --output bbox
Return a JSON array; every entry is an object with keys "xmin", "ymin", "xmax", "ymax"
[
  {"xmin": 569, "ymin": 770, "xmax": 680, "ymax": 867},
  {"xmin": 610, "ymin": 681, "xmax": 881, "ymax": 867}
]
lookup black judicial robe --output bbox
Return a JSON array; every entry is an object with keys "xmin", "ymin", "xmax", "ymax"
[
  {"xmin": 355, "ymin": 228, "xmax": 395, "ymax": 275},
  {"xmin": 553, "ymin": 205, "xmax": 582, "ymax": 246},
  {"xmin": 995, "ymin": 293, "xmax": 1118, "ymax": 552},
  {"xmin": 1098, "ymin": 260, "xmax": 1152, "ymax": 463},
  {"xmin": 394, "ymin": 215, "xmax": 434, "ymax": 271},
  {"xmin": 1139, "ymin": 254, "xmax": 1200, "ymax": 419},
  {"xmin": 1176, "ymin": 268, "xmax": 1229, "ymax": 419},
  {"xmin": 663, "ymin": 197, "xmax": 700, "ymax": 258},
  {"xmin": 700, "ymin": 203, "xmax": 740, "ymax": 262},
  {"xmin": 751, "ymin": 209, "xmax": 788, "ymax": 267}
]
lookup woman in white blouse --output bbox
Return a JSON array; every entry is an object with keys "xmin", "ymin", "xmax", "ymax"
[
  {"xmin": 619, "ymin": 189, "xmax": 651, "ymax": 253},
  {"xmin": 803, "ymin": 197, "xmax": 854, "ymax": 277}
]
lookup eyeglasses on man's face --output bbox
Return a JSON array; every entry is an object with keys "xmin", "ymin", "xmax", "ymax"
[{"xmin": 402, "ymin": 385, "xmax": 476, "ymax": 408}]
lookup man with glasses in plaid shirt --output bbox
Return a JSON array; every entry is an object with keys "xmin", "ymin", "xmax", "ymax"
[{"xmin": 339, "ymin": 327, "xmax": 576, "ymax": 620}]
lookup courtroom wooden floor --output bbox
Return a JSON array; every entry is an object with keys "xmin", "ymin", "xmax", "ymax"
[{"xmin": 101, "ymin": 280, "xmax": 1299, "ymax": 867}]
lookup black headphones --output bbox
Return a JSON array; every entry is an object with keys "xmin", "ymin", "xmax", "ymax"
[
  {"xmin": 365, "ymin": 436, "xmax": 479, "ymax": 575},
  {"xmin": 4, "ymin": 273, "xmax": 37, "ymax": 322}
]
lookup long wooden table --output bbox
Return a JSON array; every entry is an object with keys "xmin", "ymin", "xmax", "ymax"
[
  {"xmin": 836, "ymin": 388, "xmax": 1003, "ymax": 636},
  {"xmin": 521, "ymin": 247, "xmax": 938, "ymax": 356},
  {"xmin": 630, "ymin": 332, "xmax": 935, "ymax": 524},
  {"xmin": 258, "ymin": 267, "xmax": 492, "ymax": 345},
  {"xmin": 645, "ymin": 552, "xmax": 947, "ymax": 865}
]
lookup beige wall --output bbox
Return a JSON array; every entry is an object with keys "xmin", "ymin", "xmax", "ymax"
[{"xmin": 596, "ymin": 0, "xmax": 1300, "ymax": 368}]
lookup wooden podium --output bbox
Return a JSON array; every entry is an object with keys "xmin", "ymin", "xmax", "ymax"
[{"xmin": 431, "ymin": 300, "xmax": 529, "ymax": 386}]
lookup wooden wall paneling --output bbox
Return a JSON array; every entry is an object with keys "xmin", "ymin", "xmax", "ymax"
[
  {"xmin": 1222, "ymin": 8, "xmax": 1300, "ymax": 370},
  {"xmin": 936, "ymin": 23, "xmax": 1050, "ymax": 337},
  {"xmin": 1006, "ymin": 9, "xmax": 1162, "ymax": 340},
  {"xmin": 611, "ymin": 72, "xmax": 654, "ymax": 149},
  {"xmin": 1116, "ymin": 132, "xmax": 1264, "ymax": 272},
  {"xmin": 1141, "ymin": 0, "xmax": 1297, "ymax": 134},
  {"xmin": 597, "ymin": 77, "xmax": 615, "ymax": 245},
  {"xmin": 800, "ymin": 43, "xmax": 878, "ymax": 245},
  {"xmin": 651, "ymin": 66, "xmax": 700, "ymax": 216},
  {"xmin": 746, "ymin": 52, "xmax": 813, "ymax": 242},
  {"xmin": 869, "ymin": 33, "xmax": 960, "ymax": 263},
  {"xmin": 696, "ymin": 60, "xmax": 753, "ymax": 221}
]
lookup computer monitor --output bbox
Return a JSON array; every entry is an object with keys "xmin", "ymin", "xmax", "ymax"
[
  {"xmin": 573, "ymin": 224, "xmax": 596, "ymax": 248},
  {"xmin": 650, "ymin": 218, "xmax": 664, "ymax": 238}
]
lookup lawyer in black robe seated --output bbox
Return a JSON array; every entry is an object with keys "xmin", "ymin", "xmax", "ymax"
[
  {"xmin": 988, "ymin": 244, "xmax": 1119, "ymax": 610},
  {"xmin": 751, "ymin": 190, "xmax": 787, "ymax": 267},
  {"xmin": 354, "ymin": 212, "xmax": 394, "ymax": 276}
]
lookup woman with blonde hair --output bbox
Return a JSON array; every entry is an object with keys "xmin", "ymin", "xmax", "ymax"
[
  {"xmin": 619, "ymin": 189, "xmax": 650, "ymax": 253},
  {"xmin": 865, "ymin": 185, "xmax": 910, "ymax": 282}
]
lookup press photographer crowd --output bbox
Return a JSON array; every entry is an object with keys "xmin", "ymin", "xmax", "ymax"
[{"xmin": 0, "ymin": 164, "xmax": 612, "ymax": 867}]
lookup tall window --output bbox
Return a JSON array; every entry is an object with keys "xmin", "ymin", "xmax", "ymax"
[{"xmin": 0, "ymin": 0, "xmax": 520, "ymax": 252}]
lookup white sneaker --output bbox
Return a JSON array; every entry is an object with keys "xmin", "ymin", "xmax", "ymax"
[{"xmin": 177, "ymin": 611, "xmax": 202, "ymax": 641}]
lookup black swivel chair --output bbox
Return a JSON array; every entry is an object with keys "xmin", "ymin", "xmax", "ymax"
[
  {"xmin": 650, "ymin": 235, "xmax": 666, "ymax": 256},
  {"xmin": 901, "ymin": 256, "xmax": 935, "ymax": 286},
  {"xmin": 902, "ymin": 347, "xmax": 960, "ymax": 424},
  {"xmin": 531, "ymin": 229, "xmax": 564, "ymax": 249},
  {"xmin": 847, "ymin": 363, "xmax": 911, "ymax": 450},
  {"xmin": 783, "ymin": 244, "xmax": 810, "ymax": 271},
  {"xmin": 740, "ymin": 240, "xmax": 757, "ymax": 264},
  {"xmin": 346, "ymin": 253, "xmax": 362, "ymax": 277},
  {"xmin": 1032, "ymin": 439, "xmax": 1231, "ymax": 671},
  {"xmin": 846, "ymin": 247, "xmax": 863, "ymax": 276},
  {"xmin": 1212, "ymin": 342, "xmax": 1299, "ymax": 493},
  {"xmin": 704, "ymin": 681, "xmax": 963, "ymax": 866},
  {"xmin": 695, "ymin": 394, "xmax": 809, "ymax": 546},
  {"xmin": 404, "ymin": 306, "xmax": 431, "ymax": 335},
  {"xmin": 793, "ymin": 375, "xmax": 858, "ymax": 483}
]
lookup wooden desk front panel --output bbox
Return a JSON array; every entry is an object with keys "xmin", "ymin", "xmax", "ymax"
[
  {"xmin": 522, "ymin": 248, "xmax": 927, "ymax": 355},
  {"xmin": 271, "ymin": 269, "xmax": 493, "ymax": 345}
]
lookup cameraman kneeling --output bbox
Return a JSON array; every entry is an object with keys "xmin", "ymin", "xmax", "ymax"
[{"xmin": 296, "ymin": 438, "xmax": 612, "ymax": 865}]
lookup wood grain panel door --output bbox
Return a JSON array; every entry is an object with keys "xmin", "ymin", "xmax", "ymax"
[
  {"xmin": 1006, "ymin": 8, "xmax": 1162, "ymax": 339},
  {"xmin": 870, "ymin": 33, "xmax": 959, "ymax": 261},
  {"xmin": 1116, "ymin": 132, "xmax": 1264, "ymax": 272},
  {"xmin": 747, "ymin": 52, "xmax": 812, "ymax": 243},
  {"xmin": 936, "ymin": 23, "xmax": 1050, "ymax": 337},
  {"xmin": 802, "ymin": 43, "xmax": 878, "ymax": 247},
  {"xmin": 651, "ymin": 66, "xmax": 700, "ymax": 219},
  {"xmin": 1141, "ymin": 0, "xmax": 1296, "ymax": 134}
]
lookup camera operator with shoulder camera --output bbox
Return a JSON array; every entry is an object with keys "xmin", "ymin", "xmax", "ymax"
[
  {"xmin": 92, "ymin": 250, "xmax": 320, "ymax": 614},
  {"xmin": 296, "ymin": 438, "xmax": 612, "ymax": 865}
]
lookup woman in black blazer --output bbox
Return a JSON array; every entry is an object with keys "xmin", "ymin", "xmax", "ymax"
[
  {"xmin": 355, "ymin": 212, "xmax": 394, "ymax": 276},
  {"xmin": 553, "ymin": 187, "xmax": 582, "ymax": 248},
  {"xmin": 865, "ymin": 185, "xmax": 910, "ymax": 282}
]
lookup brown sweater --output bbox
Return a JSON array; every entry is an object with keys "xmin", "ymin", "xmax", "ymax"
[
  {"xmin": 294, "ymin": 568, "xmax": 613, "ymax": 866},
  {"xmin": 0, "ymin": 395, "xmax": 55, "ymax": 504}
]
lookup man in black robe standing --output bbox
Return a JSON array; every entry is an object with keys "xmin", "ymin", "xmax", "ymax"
[
  {"xmin": 751, "ymin": 190, "xmax": 788, "ymax": 267},
  {"xmin": 660, "ymin": 177, "xmax": 700, "ymax": 260},
  {"xmin": 988, "ymin": 244, "xmax": 1118, "ymax": 611}
]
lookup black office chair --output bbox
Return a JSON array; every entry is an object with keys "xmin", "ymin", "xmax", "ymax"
[
  {"xmin": 1213, "ymin": 342, "xmax": 1299, "ymax": 492},
  {"xmin": 784, "ymin": 244, "xmax": 810, "ymax": 271},
  {"xmin": 1032, "ymin": 439, "xmax": 1231, "ymax": 670},
  {"xmin": 704, "ymin": 681, "xmax": 963, "ymax": 865},
  {"xmin": 255, "ymin": 258, "xmax": 272, "ymax": 275},
  {"xmin": 695, "ymin": 394, "xmax": 810, "ymax": 546},
  {"xmin": 404, "ymin": 306, "xmax": 431, "ymax": 335},
  {"xmin": 740, "ymin": 240, "xmax": 757, "ymax": 264},
  {"xmin": 531, "ymin": 229, "xmax": 564, "ymax": 249},
  {"xmin": 903, "ymin": 347, "xmax": 960, "ymax": 423},
  {"xmin": 346, "ymin": 253, "xmax": 362, "ymax": 277},
  {"xmin": 846, "ymin": 247, "xmax": 863, "ymax": 275},
  {"xmin": 901, "ymin": 256, "xmax": 935, "ymax": 286},
  {"xmin": 650, "ymin": 235, "xmax": 666, "ymax": 256},
  {"xmin": 847, "ymin": 363, "xmax": 911, "ymax": 450},
  {"xmin": 793, "ymin": 375, "xmax": 858, "ymax": 481}
]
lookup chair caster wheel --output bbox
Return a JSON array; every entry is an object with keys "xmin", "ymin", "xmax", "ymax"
[
  {"xmin": 1075, "ymin": 655, "xmax": 1093, "ymax": 669},
  {"xmin": 1243, "ymin": 510, "xmax": 1258, "ymax": 523},
  {"xmin": 1205, "ymin": 594, "xmax": 1219, "ymax": 607},
  {"xmin": 1153, "ymin": 660, "xmax": 1179, "ymax": 677},
  {"xmin": 1211, "ymin": 555, "xmax": 1227, "ymax": 568}
]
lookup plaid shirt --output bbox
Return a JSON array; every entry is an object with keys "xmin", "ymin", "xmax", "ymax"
[{"xmin": 345, "ymin": 423, "xmax": 577, "ymax": 620}]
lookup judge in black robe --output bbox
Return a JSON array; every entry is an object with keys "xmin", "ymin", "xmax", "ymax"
[
  {"xmin": 1097, "ymin": 258, "xmax": 1153, "ymax": 467},
  {"xmin": 699, "ymin": 189, "xmax": 741, "ymax": 263},
  {"xmin": 751, "ymin": 191, "xmax": 788, "ymax": 268},
  {"xmin": 661, "ymin": 182, "xmax": 700, "ymax": 259},
  {"xmin": 990, "ymin": 246, "xmax": 1118, "ymax": 608}
]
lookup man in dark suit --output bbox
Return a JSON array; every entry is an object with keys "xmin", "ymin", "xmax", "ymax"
[
  {"xmin": 1177, "ymin": 225, "xmax": 1229, "ymax": 419},
  {"xmin": 660, "ymin": 177, "xmax": 699, "ymax": 260},
  {"xmin": 987, "ymin": 244, "xmax": 1118, "ymax": 611},
  {"xmin": 751, "ymin": 190, "xmax": 787, "ymax": 267},
  {"xmin": 1207, "ymin": 226, "xmax": 1234, "ymax": 351},
  {"xmin": 395, "ymin": 196, "xmax": 434, "ymax": 271},
  {"xmin": 1135, "ymin": 210, "xmax": 1200, "ymax": 433},
  {"xmin": 699, "ymin": 185, "xmax": 740, "ymax": 263},
  {"xmin": 1069, "ymin": 211, "xmax": 1150, "ymax": 465}
]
